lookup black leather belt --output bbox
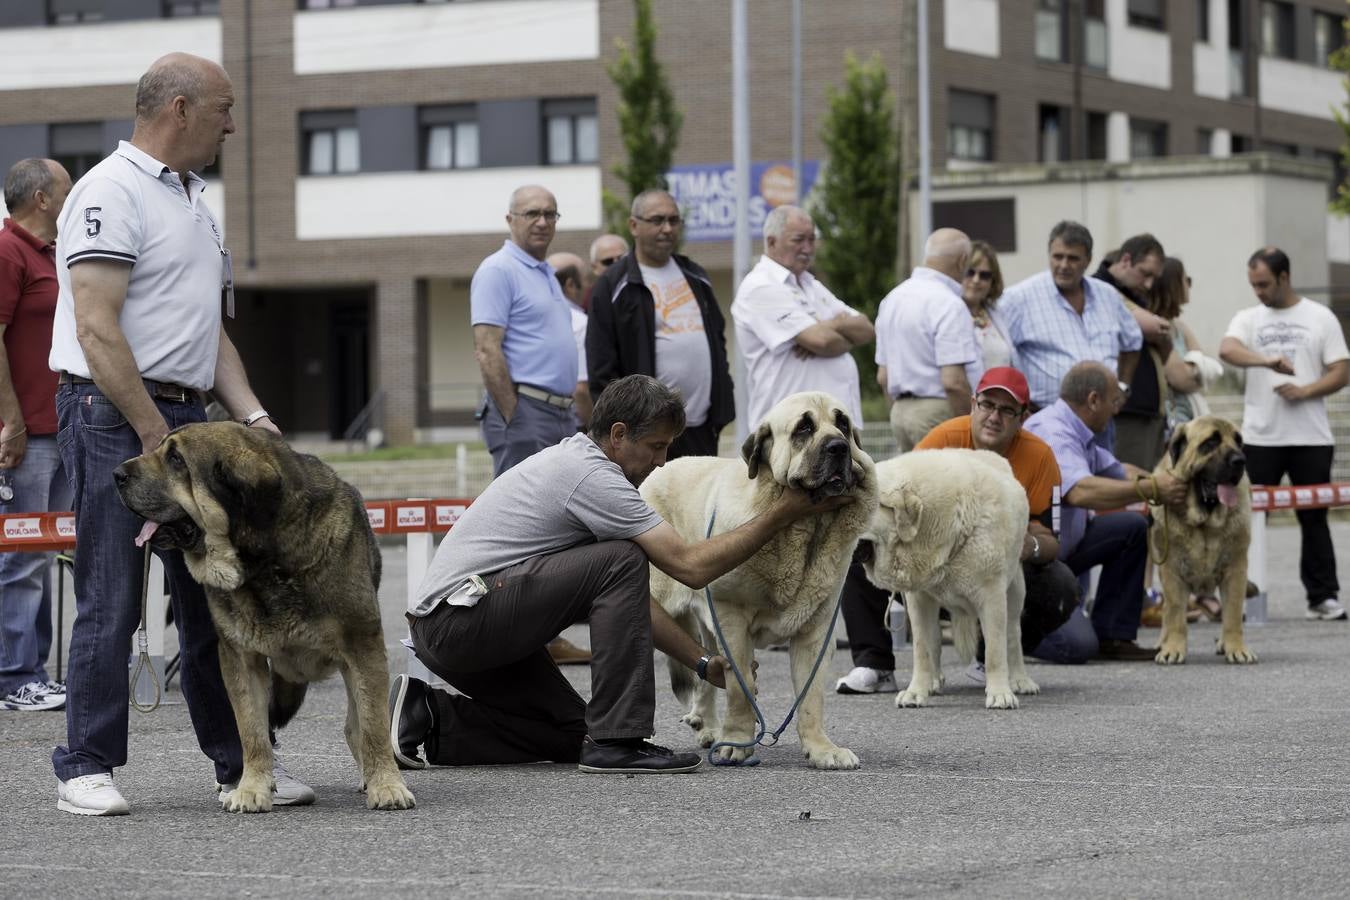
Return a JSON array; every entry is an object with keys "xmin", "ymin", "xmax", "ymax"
[{"xmin": 58, "ymin": 371, "xmax": 197, "ymax": 403}]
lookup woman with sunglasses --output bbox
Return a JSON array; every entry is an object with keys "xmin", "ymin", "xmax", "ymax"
[{"xmin": 961, "ymin": 240, "xmax": 1016, "ymax": 371}]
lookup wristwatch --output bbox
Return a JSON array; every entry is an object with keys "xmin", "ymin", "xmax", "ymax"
[
  {"xmin": 695, "ymin": 655, "xmax": 712, "ymax": 682},
  {"xmin": 1028, "ymin": 534, "xmax": 1040, "ymax": 562},
  {"xmin": 1117, "ymin": 380, "xmax": 1131, "ymax": 395},
  {"xmin": 241, "ymin": 409, "xmax": 271, "ymax": 427}
]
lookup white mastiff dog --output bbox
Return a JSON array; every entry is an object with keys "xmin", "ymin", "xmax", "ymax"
[
  {"xmin": 640, "ymin": 392, "xmax": 877, "ymax": 769},
  {"xmin": 860, "ymin": 448, "xmax": 1038, "ymax": 710}
]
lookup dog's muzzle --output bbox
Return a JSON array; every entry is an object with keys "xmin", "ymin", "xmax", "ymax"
[{"xmin": 806, "ymin": 437, "xmax": 854, "ymax": 501}]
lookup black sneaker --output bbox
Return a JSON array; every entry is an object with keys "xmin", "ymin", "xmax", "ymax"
[
  {"xmin": 577, "ymin": 736, "xmax": 702, "ymax": 774},
  {"xmin": 388, "ymin": 674, "xmax": 433, "ymax": 770}
]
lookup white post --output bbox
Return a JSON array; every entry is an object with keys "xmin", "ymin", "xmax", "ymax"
[
  {"xmin": 1248, "ymin": 510, "xmax": 1268, "ymax": 607},
  {"xmin": 404, "ymin": 532, "xmax": 442, "ymax": 686},
  {"xmin": 455, "ymin": 442, "xmax": 467, "ymax": 497},
  {"xmin": 732, "ymin": 0, "xmax": 751, "ymax": 446},
  {"xmin": 917, "ymin": 0, "xmax": 932, "ymax": 239},
  {"xmin": 791, "ymin": 0, "xmax": 802, "ymax": 201}
]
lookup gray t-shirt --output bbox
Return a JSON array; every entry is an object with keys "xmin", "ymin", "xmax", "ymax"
[{"xmin": 410, "ymin": 433, "xmax": 665, "ymax": 616}]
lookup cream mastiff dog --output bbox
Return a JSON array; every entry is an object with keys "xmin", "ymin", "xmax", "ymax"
[
  {"xmin": 640, "ymin": 392, "xmax": 877, "ymax": 769},
  {"xmin": 860, "ymin": 448, "xmax": 1038, "ymax": 710},
  {"xmin": 1150, "ymin": 416, "xmax": 1257, "ymax": 665}
]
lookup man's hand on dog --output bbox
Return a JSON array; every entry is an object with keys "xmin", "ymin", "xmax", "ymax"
[
  {"xmin": 772, "ymin": 486, "xmax": 855, "ymax": 522},
  {"xmin": 703, "ymin": 655, "xmax": 758, "ymax": 692},
  {"xmin": 1154, "ymin": 471, "xmax": 1190, "ymax": 506}
]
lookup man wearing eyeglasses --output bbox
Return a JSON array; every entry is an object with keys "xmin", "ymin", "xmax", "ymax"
[
  {"xmin": 472, "ymin": 185, "xmax": 580, "ymax": 478},
  {"xmin": 587, "ymin": 190, "xmax": 734, "ymax": 458},
  {"xmin": 1024, "ymin": 362, "xmax": 1187, "ymax": 661}
]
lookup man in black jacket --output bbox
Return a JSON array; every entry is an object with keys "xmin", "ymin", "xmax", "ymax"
[{"xmin": 586, "ymin": 190, "xmax": 734, "ymax": 458}]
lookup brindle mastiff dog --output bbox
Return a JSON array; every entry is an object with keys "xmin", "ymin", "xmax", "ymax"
[
  {"xmin": 1150, "ymin": 416, "xmax": 1257, "ymax": 665},
  {"xmin": 115, "ymin": 422, "xmax": 415, "ymax": 812}
]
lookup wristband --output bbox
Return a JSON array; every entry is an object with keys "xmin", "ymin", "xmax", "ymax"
[
  {"xmin": 695, "ymin": 655, "xmax": 712, "ymax": 682},
  {"xmin": 1029, "ymin": 534, "xmax": 1040, "ymax": 562},
  {"xmin": 241, "ymin": 410, "xmax": 271, "ymax": 427}
]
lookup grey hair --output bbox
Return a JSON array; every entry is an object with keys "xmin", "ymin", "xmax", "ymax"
[
  {"xmin": 631, "ymin": 189, "xmax": 675, "ymax": 217},
  {"xmin": 1060, "ymin": 362, "xmax": 1112, "ymax": 405},
  {"xmin": 589, "ymin": 233, "xmax": 628, "ymax": 262},
  {"xmin": 135, "ymin": 56, "xmax": 209, "ymax": 121},
  {"xmin": 3, "ymin": 158, "xmax": 55, "ymax": 213},
  {"xmin": 589, "ymin": 374, "xmax": 686, "ymax": 442},
  {"xmin": 1048, "ymin": 220, "xmax": 1094, "ymax": 256},
  {"xmin": 762, "ymin": 204, "xmax": 810, "ymax": 250}
]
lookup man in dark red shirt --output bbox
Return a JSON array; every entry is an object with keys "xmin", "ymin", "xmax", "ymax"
[{"xmin": 0, "ymin": 158, "xmax": 72, "ymax": 712}]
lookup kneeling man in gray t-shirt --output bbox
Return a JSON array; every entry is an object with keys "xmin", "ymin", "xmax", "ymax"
[{"xmin": 391, "ymin": 374, "xmax": 849, "ymax": 774}]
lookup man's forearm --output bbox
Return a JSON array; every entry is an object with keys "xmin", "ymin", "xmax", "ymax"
[
  {"xmin": 667, "ymin": 507, "xmax": 795, "ymax": 590},
  {"xmin": 650, "ymin": 599, "xmax": 712, "ymax": 668},
  {"xmin": 1116, "ymin": 350, "xmax": 1139, "ymax": 384},
  {"xmin": 832, "ymin": 315, "xmax": 874, "ymax": 347},
  {"xmin": 1218, "ymin": 337, "xmax": 1270, "ymax": 369},
  {"xmin": 1298, "ymin": 364, "xmax": 1350, "ymax": 400},
  {"xmin": 211, "ymin": 329, "xmax": 266, "ymax": 420},
  {"xmin": 0, "ymin": 344, "xmax": 22, "ymax": 427},
  {"xmin": 1064, "ymin": 476, "xmax": 1141, "ymax": 510},
  {"xmin": 79, "ymin": 324, "xmax": 166, "ymax": 447},
  {"xmin": 944, "ymin": 385, "xmax": 972, "ymax": 415},
  {"xmin": 476, "ymin": 347, "xmax": 517, "ymax": 420}
]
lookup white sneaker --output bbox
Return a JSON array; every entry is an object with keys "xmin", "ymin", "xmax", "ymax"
[
  {"xmin": 835, "ymin": 666, "xmax": 896, "ymax": 694},
  {"xmin": 964, "ymin": 661, "xmax": 987, "ymax": 686},
  {"xmin": 2, "ymin": 681, "xmax": 65, "ymax": 711},
  {"xmin": 1307, "ymin": 599, "xmax": 1348, "ymax": 621},
  {"xmin": 217, "ymin": 758, "xmax": 316, "ymax": 807},
  {"xmin": 57, "ymin": 774, "xmax": 130, "ymax": 816}
]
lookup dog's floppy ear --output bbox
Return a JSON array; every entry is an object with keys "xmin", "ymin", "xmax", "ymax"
[
  {"xmin": 741, "ymin": 422, "xmax": 773, "ymax": 480},
  {"xmin": 1168, "ymin": 422, "xmax": 1189, "ymax": 468},
  {"xmin": 211, "ymin": 450, "xmax": 284, "ymax": 535},
  {"xmin": 880, "ymin": 483, "xmax": 923, "ymax": 543}
]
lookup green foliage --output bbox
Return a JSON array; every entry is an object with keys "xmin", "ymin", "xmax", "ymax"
[
  {"xmin": 810, "ymin": 52, "xmax": 901, "ymax": 398},
  {"xmin": 605, "ymin": 0, "xmax": 683, "ymax": 234},
  {"xmin": 1333, "ymin": 17, "xmax": 1350, "ymax": 216}
]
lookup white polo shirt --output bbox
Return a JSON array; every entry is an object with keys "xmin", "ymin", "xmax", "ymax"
[
  {"xmin": 874, "ymin": 266, "xmax": 980, "ymax": 400},
  {"xmin": 732, "ymin": 254, "xmax": 863, "ymax": 428},
  {"xmin": 49, "ymin": 141, "xmax": 225, "ymax": 391}
]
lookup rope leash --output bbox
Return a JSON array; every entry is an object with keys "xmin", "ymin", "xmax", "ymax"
[
  {"xmin": 1134, "ymin": 474, "xmax": 1170, "ymax": 566},
  {"xmin": 129, "ymin": 544, "xmax": 161, "ymax": 713},
  {"xmin": 701, "ymin": 509, "xmax": 842, "ymax": 767}
]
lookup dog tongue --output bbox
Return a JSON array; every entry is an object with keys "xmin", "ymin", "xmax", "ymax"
[
  {"xmin": 1217, "ymin": 484, "xmax": 1238, "ymax": 508},
  {"xmin": 134, "ymin": 520, "xmax": 160, "ymax": 547}
]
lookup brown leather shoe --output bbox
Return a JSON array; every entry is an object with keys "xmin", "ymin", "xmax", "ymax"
[
  {"xmin": 1097, "ymin": 639, "xmax": 1158, "ymax": 661},
  {"xmin": 547, "ymin": 636, "xmax": 592, "ymax": 665}
]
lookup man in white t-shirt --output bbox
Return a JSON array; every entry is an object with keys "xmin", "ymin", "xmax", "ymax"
[
  {"xmin": 587, "ymin": 191, "xmax": 734, "ymax": 458},
  {"xmin": 1220, "ymin": 247, "xmax": 1350, "ymax": 621},
  {"xmin": 547, "ymin": 250, "xmax": 593, "ymax": 429},
  {"xmin": 731, "ymin": 205, "xmax": 873, "ymax": 428}
]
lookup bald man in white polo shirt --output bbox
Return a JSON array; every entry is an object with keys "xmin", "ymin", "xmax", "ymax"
[
  {"xmin": 47, "ymin": 53, "xmax": 308, "ymax": 816},
  {"xmin": 874, "ymin": 228, "xmax": 982, "ymax": 452}
]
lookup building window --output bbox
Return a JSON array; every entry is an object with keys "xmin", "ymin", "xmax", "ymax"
[
  {"xmin": 1036, "ymin": 0, "xmax": 1066, "ymax": 62},
  {"xmin": 1039, "ymin": 105, "xmax": 1069, "ymax": 163},
  {"xmin": 543, "ymin": 99, "xmax": 598, "ymax": 165},
  {"xmin": 1315, "ymin": 149, "xmax": 1346, "ymax": 202},
  {"xmin": 1259, "ymin": 140, "xmax": 1296, "ymax": 157},
  {"xmin": 1084, "ymin": 0, "xmax": 1109, "ymax": 68},
  {"xmin": 164, "ymin": 0, "xmax": 220, "ymax": 14},
  {"xmin": 420, "ymin": 106, "xmax": 479, "ymax": 170},
  {"xmin": 1129, "ymin": 118, "xmax": 1167, "ymax": 158},
  {"xmin": 1196, "ymin": 0, "xmax": 1210, "ymax": 41},
  {"xmin": 1086, "ymin": 112, "xmax": 1108, "ymax": 160},
  {"xmin": 1231, "ymin": 134, "xmax": 1253, "ymax": 153},
  {"xmin": 1229, "ymin": 0, "xmax": 1249, "ymax": 97},
  {"xmin": 49, "ymin": 122, "xmax": 103, "ymax": 180},
  {"xmin": 301, "ymin": 111, "xmax": 359, "ymax": 175},
  {"xmin": 1260, "ymin": 1, "xmax": 1295, "ymax": 59},
  {"xmin": 48, "ymin": 1, "xmax": 104, "ymax": 24},
  {"xmin": 1314, "ymin": 12, "xmax": 1345, "ymax": 68},
  {"xmin": 948, "ymin": 90, "xmax": 995, "ymax": 162},
  {"xmin": 1197, "ymin": 127, "xmax": 1214, "ymax": 155},
  {"xmin": 1127, "ymin": 0, "xmax": 1165, "ymax": 30}
]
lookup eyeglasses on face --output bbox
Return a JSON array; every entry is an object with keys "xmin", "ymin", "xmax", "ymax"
[
  {"xmin": 633, "ymin": 214, "xmax": 682, "ymax": 228},
  {"xmin": 511, "ymin": 209, "xmax": 560, "ymax": 223},
  {"xmin": 965, "ymin": 268, "xmax": 994, "ymax": 283},
  {"xmin": 975, "ymin": 397, "xmax": 1021, "ymax": 419},
  {"xmin": 598, "ymin": 255, "xmax": 623, "ymax": 266}
]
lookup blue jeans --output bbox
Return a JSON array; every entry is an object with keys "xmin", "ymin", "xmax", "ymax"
[
  {"xmin": 0, "ymin": 436, "xmax": 73, "ymax": 694},
  {"xmin": 51, "ymin": 383, "xmax": 242, "ymax": 784},
  {"xmin": 1065, "ymin": 511, "xmax": 1149, "ymax": 642}
]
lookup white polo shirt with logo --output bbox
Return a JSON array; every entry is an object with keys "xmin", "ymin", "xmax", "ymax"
[{"xmin": 49, "ymin": 141, "xmax": 225, "ymax": 391}]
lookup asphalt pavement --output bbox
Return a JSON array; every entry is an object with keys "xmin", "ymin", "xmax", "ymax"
[{"xmin": 2, "ymin": 519, "xmax": 1348, "ymax": 899}]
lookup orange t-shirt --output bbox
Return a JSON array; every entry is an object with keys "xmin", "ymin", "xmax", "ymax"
[{"xmin": 915, "ymin": 416, "xmax": 1061, "ymax": 519}]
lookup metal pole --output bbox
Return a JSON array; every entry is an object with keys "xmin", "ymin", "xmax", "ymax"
[
  {"xmin": 791, "ymin": 0, "xmax": 802, "ymax": 201},
  {"xmin": 917, "ymin": 0, "xmax": 932, "ymax": 239},
  {"xmin": 733, "ymin": 0, "xmax": 751, "ymax": 444}
]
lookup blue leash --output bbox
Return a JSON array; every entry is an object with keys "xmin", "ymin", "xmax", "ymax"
[{"xmin": 701, "ymin": 509, "xmax": 844, "ymax": 767}]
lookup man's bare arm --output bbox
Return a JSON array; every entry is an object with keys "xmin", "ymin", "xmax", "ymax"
[
  {"xmin": 1218, "ymin": 336, "xmax": 1293, "ymax": 374},
  {"xmin": 71, "ymin": 260, "xmax": 167, "ymax": 453},
  {"xmin": 794, "ymin": 323, "xmax": 851, "ymax": 357},
  {"xmin": 830, "ymin": 312, "xmax": 875, "ymax": 347},
  {"xmin": 0, "ymin": 325, "xmax": 27, "ymax": 468},
  {"xmin": 1275, "ymin": 359, "xmax": 1349, "ymax": 402},
  {"xmin": 212, "ymin": 328, "xmax": 280, "ymax": 434},
  {"xmin": 939, "ymin": 364, "xmax": 972, "ymax": 415},
  {"xmin": 1116, "ymin": 349, "xmax": 1140, "ymax": 385},
  {"xmin": 473, "ymin": 324, "xmax": 517, "ymax": 421}
]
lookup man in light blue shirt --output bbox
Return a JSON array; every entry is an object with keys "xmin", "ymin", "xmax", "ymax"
[
  {"xmin": 1001, "ymin": 221, "xmax": 1143, "ymax": 451},
  {"xmin": 1025, "ymin": 362, "xmax": 1186, "ymax": 661},
  {"xmin": 472, "ymin": 184, "xmax": 580, "ymax": 477}
]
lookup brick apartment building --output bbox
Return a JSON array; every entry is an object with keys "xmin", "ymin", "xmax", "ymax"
[{"xmin": 0, "ymin": 0, "xmax": 1345, "ymax": 444}]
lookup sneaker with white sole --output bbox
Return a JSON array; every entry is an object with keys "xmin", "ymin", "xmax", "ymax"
[
  {"xmin": 2, "ymin": 681, "xmax": 65, "ymax": 711},
  {"xmin": 964, "ymin": 661, "xmax": 986, "ymax": 686},
  {"xmin": 44, "ymin": 681, "xmax": 66, "ymax": 696},
  {"xmin": 217, "ymin": 758, "xmax": 316, "ymax": 807},
  {"xmin": 57, "ymin": 773, "xmax": 130, "ymax": 816},
  {"xmin": 835, "ymin": 666, "xmax": 896, "ymax": 694},
  {"xmin": 1307, "ymin": 598, "xmax": 1348, "ymax": 621}
]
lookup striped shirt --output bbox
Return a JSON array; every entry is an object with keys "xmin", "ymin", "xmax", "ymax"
[{"xmin": 999, "ymin": 270, "xmax": 1142, "ymax": 408}]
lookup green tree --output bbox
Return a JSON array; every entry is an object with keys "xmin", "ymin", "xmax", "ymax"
[
  {"xmin": 810, "ymin": 52, "xmax": 901, "ymax": 399},
  {"xmin": 1331, "ymin": 14, "xmax": 1350, "ymax": 215},
  {"xmin": 604, "ymin": 0, "xmax": 683, "ymax": 234}
]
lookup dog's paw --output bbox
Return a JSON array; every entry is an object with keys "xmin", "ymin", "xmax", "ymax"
[
  {"xmin": 985, "ymin": 688, "xmax": 1019, "ymax": 710},
  {"xmin": 221, "ymin": 778, "xmax": 273, "ymax": 814},
  {"xmin": 366, "ymin": 775, "xmax": 416, "ymax": 810},
  {"xmin": 714, "ymin": 744, "xmax": 756, "ymax": 765},
  {"xmin": 1155, "ymin": 641, "xmax": 1187, "ymax": 665},
  {"xmin": 1011, "ymin": 674, "xmax": 1040, "ymax": 695},
  {"xmin": 895, "ymin": 689, "xmax": 929, "ymax": 708},
  {"xmin": 804, "ymin": 744, "xmax": 860, "ymax": 770},
  {"xmin": 680, "ymin": 711, "xmax": 704, "ymax": 731},
  {"xmin": 1217, "ymin": 639, "xmax": 1258, "ymax": 664}
]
